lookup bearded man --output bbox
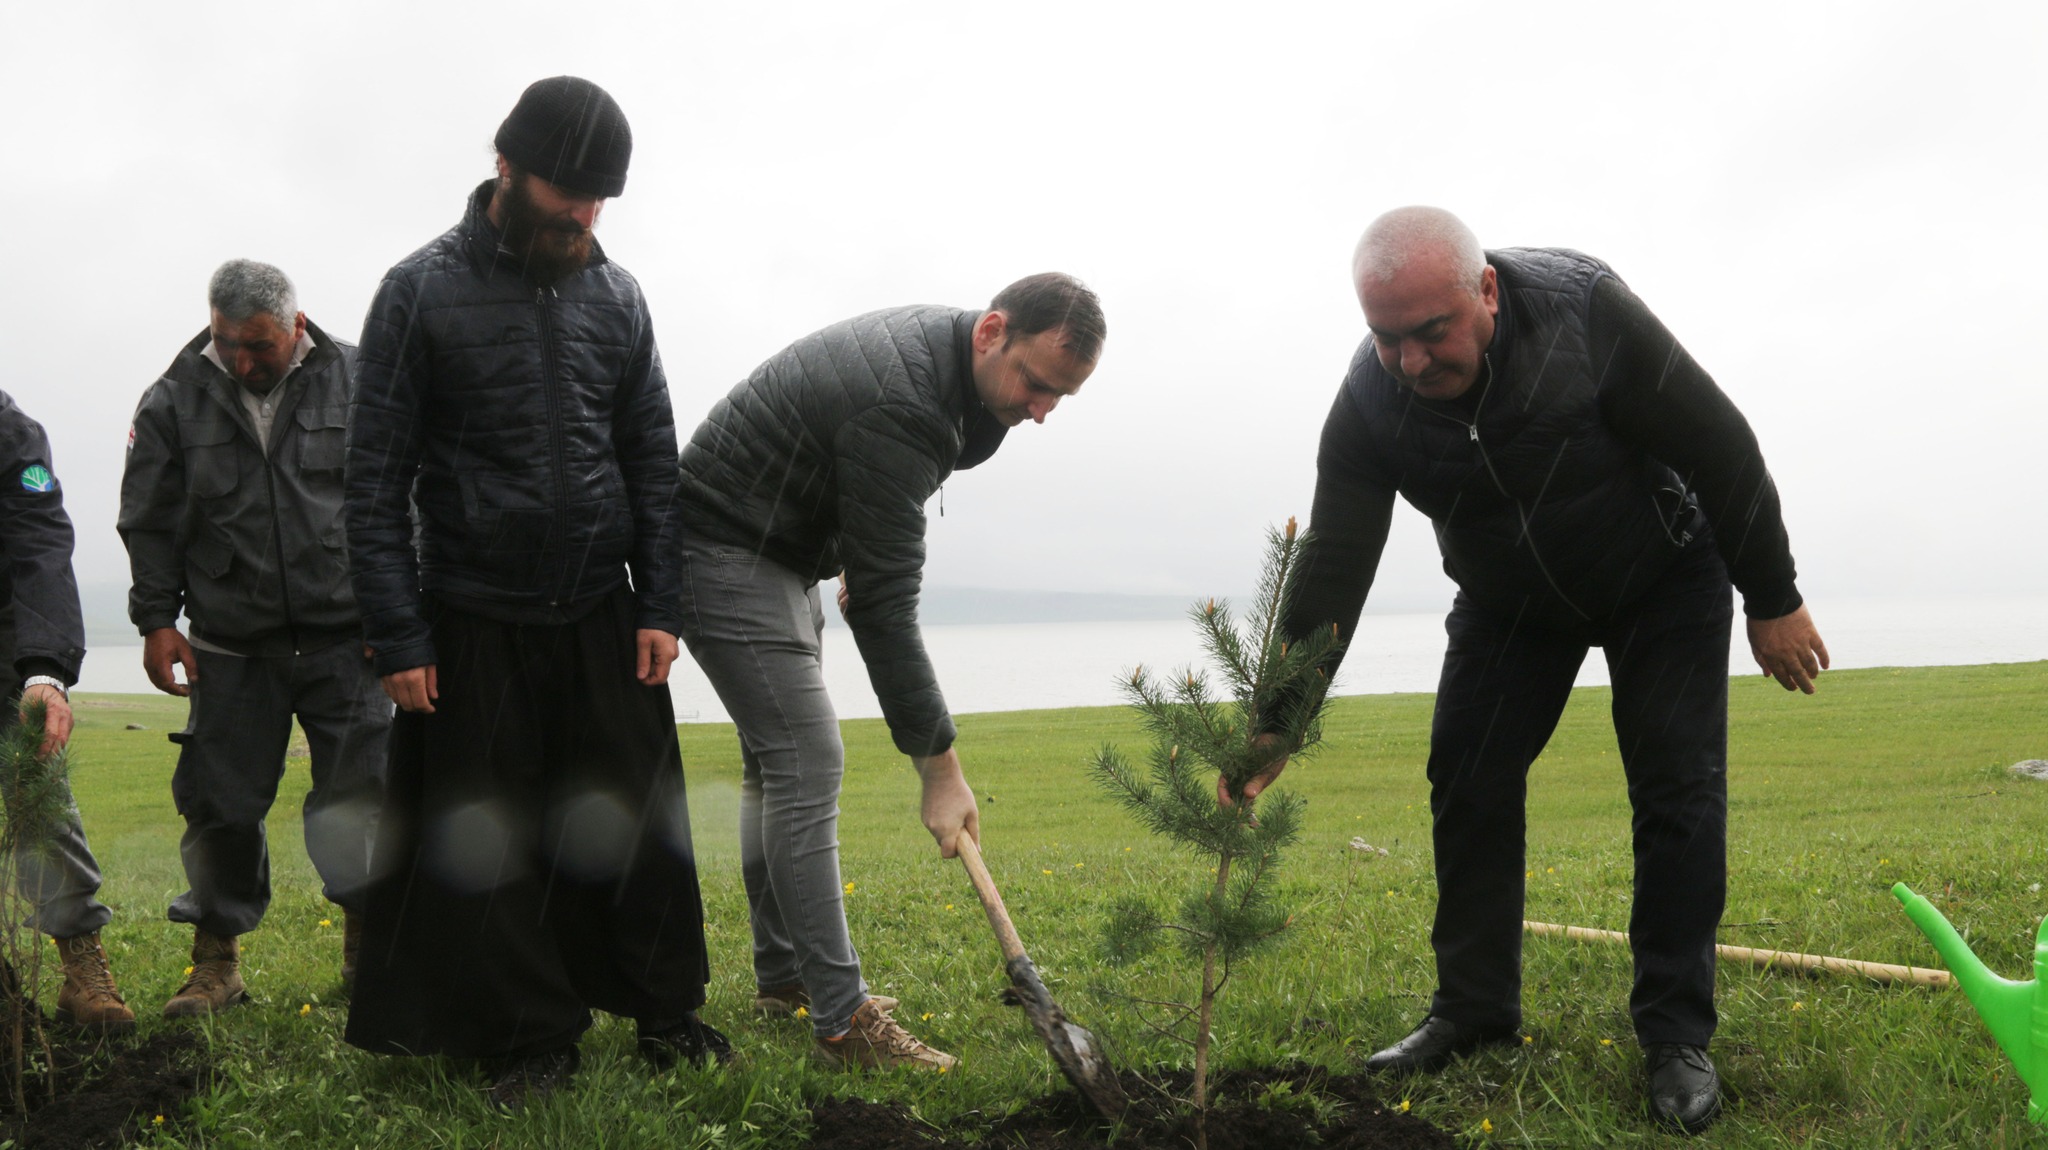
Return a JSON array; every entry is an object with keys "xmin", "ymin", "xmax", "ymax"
[{"xmin": 341, "ymin": 76, "xmax": 721, "ymax": 1109}]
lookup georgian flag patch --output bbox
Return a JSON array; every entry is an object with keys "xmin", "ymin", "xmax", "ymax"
[{"xmin": 19, "ymin": 466, "xmax": 55, "ymax": 493}]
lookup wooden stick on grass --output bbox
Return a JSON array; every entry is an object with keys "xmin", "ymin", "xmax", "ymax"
[{"xmin": 1523, "ymin": 920, "xmax": 1953, "ymax": 989}]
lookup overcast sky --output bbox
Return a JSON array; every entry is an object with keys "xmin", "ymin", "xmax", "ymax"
[{"xmin": 4, "ymin": 2, "xmax": 2041, "ymax": 615}]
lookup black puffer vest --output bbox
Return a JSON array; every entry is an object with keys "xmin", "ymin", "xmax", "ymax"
[{"xmin": 1341, "ymin": 247, "xmax": 1702, "ymax": 628}]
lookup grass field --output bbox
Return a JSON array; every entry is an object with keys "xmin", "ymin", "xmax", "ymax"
[{"xmin": 45, "ymin": 660, "xmax": 2048, "ymax": 1147}]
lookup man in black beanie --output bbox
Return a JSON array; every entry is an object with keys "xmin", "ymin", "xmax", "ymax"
[{"xmin": 342, "ymin": 75, "xmax": 724, "ymax": 1109}]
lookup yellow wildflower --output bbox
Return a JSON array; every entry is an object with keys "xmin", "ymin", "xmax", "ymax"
[
  {"xmin": 1481, "ymin": 1118, "xmax": 1494, "ymax": 1134},
  {"xmin": 795, "ymin": 1006, "xmax": 809, "ymax": 1019},
  {"xmin": 153, "ymin": 1115, "xmax": 166, "ymax": 1126},
  {"xmin": 1522, "ymin": 1034, "xmax": 1533, "ymax": 1044},
  {"xmin": 1792, "ymin": 1000, "xmax": 1805, "ymax": 1011},
  {"xmin": 921, "ymin": 1012, "xmax": 934, "ymax": 1021},
  {"xmin": 318, "ymin": 919, "xmax": 332, "ymax": 928},
  {"xmin": 1398, "ymin": 1099, "xmax": 1410, "ymax": 1113},
  {"xmin": 1042, "ymin": 869, "xmax": 1053, "ymax": 875},
  {"xmin": 299, "ymin": 1003, "xmax": 312, "ymax": 1017},
  {"xmin": 844, "ymin": 881, "xmax": 855, "ymax": 895},
  {"xmin": 1600, "ymin": 1038, "xmax": 1613, "ymax": 1046},
  {"xmin": 184, "ymin": 966, "xmax": 194, "ymax": 976}
]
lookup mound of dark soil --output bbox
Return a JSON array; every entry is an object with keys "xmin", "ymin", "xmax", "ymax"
[
  {"xmin": 0, "ymin": 1027, "xmax": 209, "ymax": 1149},
  {"xmin": 808, "ymin": 1063, "xmax": 1453, "ymax": 1149}
]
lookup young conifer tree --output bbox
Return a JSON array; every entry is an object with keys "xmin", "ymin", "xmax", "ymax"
[
  {"xmin": 1090, "ymin": 519, "xmax": 1340, "ymax": 1145},
  {"xmin": 0, "ymin": 698, "xmax": 74, "ymax": 1107}
]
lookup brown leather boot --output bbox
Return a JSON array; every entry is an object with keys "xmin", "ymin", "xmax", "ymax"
[
  {"xmin": 163, "ymin": 930, "xmax": 245, "ymax": 1018},
  {"xmin": 341, "ymin": 911, "xmax": 362, "ymax": 989},
  {"xmin": 54, "ymin": 932, "xmax": 135, "ymax": 1032}
]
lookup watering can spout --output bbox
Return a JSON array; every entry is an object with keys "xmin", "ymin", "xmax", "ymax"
[
  {"xmin": 1894, "ymin": 883, "xmax": 2016, "ymax": 1003},
  {"xmin": 1892, "ymin": 882, "xmax": 2045, "ymax": 1123}
]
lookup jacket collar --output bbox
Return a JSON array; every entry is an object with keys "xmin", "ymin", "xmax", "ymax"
[
  {"xmin": 167, "ymin": 318, "xmax": 345, "ymax": 448},
  {"xmin": 458, "ymin": 179, "xmax": 610, "ymax": 284},
  {"xmin": 950, "ymin": 310, "xmax": 1009, "ymax": 471}
]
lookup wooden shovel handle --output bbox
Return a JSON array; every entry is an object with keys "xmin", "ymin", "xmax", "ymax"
[{"xmin": 954, "ymin": 834, "xmax": 1029, "ymax": 964}]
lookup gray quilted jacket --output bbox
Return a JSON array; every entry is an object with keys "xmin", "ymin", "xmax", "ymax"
[{"xmin": 676, "ymin": 306, "xmax": 1008, "ymax": 756}]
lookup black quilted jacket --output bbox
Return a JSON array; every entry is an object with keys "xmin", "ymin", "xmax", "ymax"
[
  {"xmin": 345, "ymin": 182, "xmax": 681, "ymax": 675},
  {"xmin": 676, "ymin": 306, "xmax": 1008, "ymax": 756},
  {"xmin": 1334, "ymin": 248, "xmax": 1700, "ymax": 628}
]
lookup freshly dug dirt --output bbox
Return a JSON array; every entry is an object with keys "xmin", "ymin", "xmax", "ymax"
[
  {"xmin": 807, "ymin": 1063, "xmax": 1454, "ymax": 1149},
  {"xmin": 0, "ymin": 1026, "xmax": 208, "ymax": 1149}
]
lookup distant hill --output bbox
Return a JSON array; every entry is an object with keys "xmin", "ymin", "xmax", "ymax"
[
  {"xmin": 79, "ymin": 580, "xmax": 1440, "ymax": 643},
  {"xmin": 77, "ymin": 580, "xmax": 1201, "ymax": 642}
]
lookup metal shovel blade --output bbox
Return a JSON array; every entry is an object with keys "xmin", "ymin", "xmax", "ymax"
[{"xmin": 1005, "ymin": 954, "xmax": 1128, "ymax": 1121}]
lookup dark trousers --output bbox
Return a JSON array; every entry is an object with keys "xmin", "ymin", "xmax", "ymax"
[
  {"xmin": 167, "ymin": 641, "xmax": 390, "ymax": 936},
  {"xmin": 1426, "ymin": 540, "xmax": 1731, "ymax": 1048},
  {"xmin": 343, "ymin": 588, "xmax": 710, "ymax": 1060}
]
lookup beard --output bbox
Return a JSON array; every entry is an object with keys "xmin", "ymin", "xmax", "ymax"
[{"xmin": 497, "ymin": 174, "xmax": 596, "ymax": 286}]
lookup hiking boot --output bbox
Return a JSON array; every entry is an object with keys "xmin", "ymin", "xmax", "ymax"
[
  {"xmin": 488, "ymin": 1045, "xmax": 580, "ymax": 1113},
  {"xmin": 753, "ymin": 982, "xmax": 897, "ymax": 1017},
  {"xmin": 815, "ymin": 997, "xmax": 957, "ymax": 1071},
  {"xmin": 163, "ymin": 929, "xmax": 246, "ymax": 1018},
  {"xmin": 53, "ymin": 932, "xmax": 135, "ymax": 1032},
  {"xmin": 341, "ymin": 911, "xmax": 362, "ymax": 989},
  {"xmin": 638, "ymin": 1012, "xmax": 735, "ymax": 1070}
]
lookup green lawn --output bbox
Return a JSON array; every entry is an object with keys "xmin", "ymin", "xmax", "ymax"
[{"xmin": 51, "ymin": 660, "xmax": 2048, "ymax": 1147}]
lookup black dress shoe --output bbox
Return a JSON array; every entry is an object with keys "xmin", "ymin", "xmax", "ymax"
[
  {"xmin": 1364, "ymin": 1016, "xmax": 1519, "ymax": 1074},
  {"xmin": 488, "ymin": 1045, "xmax": 580, "ymax": 1113},
  {"xmin": 1645, "ymin": 1043, "xmax": 1721, "ymax": 1134},
  {"xmin": 638, "ymin": 1012, "xmax": 735, "ymax": 1070}
]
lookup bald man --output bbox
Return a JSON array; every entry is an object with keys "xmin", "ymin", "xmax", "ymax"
[{"xmin": 1239, "ymin": 208, "xmax": 1826, "ymax": 1134}]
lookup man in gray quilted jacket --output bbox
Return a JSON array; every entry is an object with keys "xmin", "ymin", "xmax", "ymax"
[{"xmin": 674, "ymin": 273, "xmax": 1104, "ymax": 1069}]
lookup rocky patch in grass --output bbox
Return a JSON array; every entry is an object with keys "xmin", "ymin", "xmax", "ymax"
[{"xmin": 807, "ymin": 1063, "xmax": 1453, "ymax": 1149}]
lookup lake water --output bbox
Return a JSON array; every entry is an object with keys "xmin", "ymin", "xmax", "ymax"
[{"xmin": 75, "ymin": 595, "xmax": 2048, "ymax": 725}]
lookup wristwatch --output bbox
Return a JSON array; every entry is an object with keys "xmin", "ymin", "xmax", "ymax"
[{"xmin": 21, "ymin": 675, "xmax": 67, "ymax": 700}]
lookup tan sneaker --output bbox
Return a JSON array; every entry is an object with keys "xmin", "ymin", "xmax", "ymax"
[
  {"xmin": 53, "ymin": 931, "xmax": 135, "ymax": 1032},
  {"xmin": 754, "ymin": 982, "xmax": 897, "ymax": 1017},
  {"xmin": 163, "ymin": 930, "xmax": 246, "ymax": 1018},
  {"xmin": 815, "ymin": 998, "xmax": 957, "ymax": 1070},
  {"xmin": 341, "ymin": 911, "xmax": 362, "ymax": 989}
]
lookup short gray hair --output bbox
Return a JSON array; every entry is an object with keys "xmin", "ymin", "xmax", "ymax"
[
  {"xmin": 208, "ymin": 259, "xmax": 299, "ymax": 327},
  {"xmin": 1353, "ymin": 206, "xmax": 1486, "ymax": 293}
]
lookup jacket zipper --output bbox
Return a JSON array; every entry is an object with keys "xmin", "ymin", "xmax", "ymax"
[
  {"xmin": 1418, "ymin": 355, "xmax": 1590, "ymax": 621},
  {"xmin": 535, "ymin": 286, "xmax": 570, "ymax": 606},
  {"xmin": 260, "ymin": 451, "xmax": 301, "ymax": 653}
]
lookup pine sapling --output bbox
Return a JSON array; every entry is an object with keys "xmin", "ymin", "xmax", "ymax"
[
  {"xmin": 1089, "ymin": 519, "xmax": 1341, "ymax": 1148},
  {"xmin": 0, "ymin": 697, "xmax": 76, "ymax": 1107}
]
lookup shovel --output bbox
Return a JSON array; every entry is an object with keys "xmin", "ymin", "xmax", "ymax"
[{"xmin": 954, "ymin": 834, "xmax": 1128, "ymax": 1120}]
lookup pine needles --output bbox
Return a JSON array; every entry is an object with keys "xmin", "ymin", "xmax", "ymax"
[{"xmin": 1088, "ymin": 519, "xmax": 1341, "ymax": 1148}]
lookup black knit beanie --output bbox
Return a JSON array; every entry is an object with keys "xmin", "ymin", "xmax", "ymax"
[{"xmin": 494, "ymin": 76, "xmax": 632, "ymax": 198}]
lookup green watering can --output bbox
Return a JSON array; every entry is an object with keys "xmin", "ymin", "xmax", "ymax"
[{"xmin": 1893, "ymin": 882, "xmax": 2048, "ymax": 1125}]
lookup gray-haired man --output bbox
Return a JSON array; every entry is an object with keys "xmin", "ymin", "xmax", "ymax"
[{"xmin": 118, "ymin": 259, "xmax": 389, "ymax": 1016}]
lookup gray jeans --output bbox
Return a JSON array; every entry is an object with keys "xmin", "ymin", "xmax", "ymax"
[
  {"xmin": 0, "ymin": 672, "xmax": 112, "ymax": 940},
  {"xmin": 167, "ymin": 639, "xmax": 390, "ymax": 936},
  {"xmin": 677, "ymin": 539, "xmax": 869, "ymax": 1037}
]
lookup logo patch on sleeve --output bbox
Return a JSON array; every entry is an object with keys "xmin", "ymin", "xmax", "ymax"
[{"xmin": 19, "ymin": 466, "xmax": 55, "ymax": 493}]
